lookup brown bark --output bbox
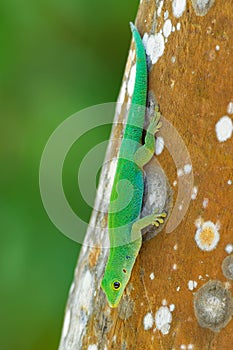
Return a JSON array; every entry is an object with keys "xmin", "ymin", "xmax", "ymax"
[{"xmin": 59, "ymin": 1, "xmax": 233, "ymax": 349}]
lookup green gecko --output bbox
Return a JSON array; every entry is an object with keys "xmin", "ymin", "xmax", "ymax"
[{"xmin": 101, "ymin": 23, "xmax": 166, "ymax": 308}]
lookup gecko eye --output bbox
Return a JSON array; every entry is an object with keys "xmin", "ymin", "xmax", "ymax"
[{"xmin": 112, "ymin": 281, "xmax": 121, "ymax": 290}]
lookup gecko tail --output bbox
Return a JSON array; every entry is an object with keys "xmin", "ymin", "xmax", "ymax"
[{"xmin": 129, "ymin": 22, "xmax": 137, "ymax": 32}]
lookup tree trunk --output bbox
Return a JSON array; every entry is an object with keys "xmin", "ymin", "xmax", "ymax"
[{"xmin": 59, "ymin": 1, "xmax": 233, "ymax": 349}]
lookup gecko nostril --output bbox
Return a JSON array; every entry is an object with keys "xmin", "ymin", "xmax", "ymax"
[{"xmin": 123, "ymin": 268, "xmax": 127, "ymax": 273}]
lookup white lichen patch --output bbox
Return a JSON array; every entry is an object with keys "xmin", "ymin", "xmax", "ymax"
[
  {"xmin": 173, "ymin": 180, "xmax": 177, "ymax": 186},
  {"xmin": 155, "ymin": 306, "xmax": 173, "ymax": 335},
  {"xmin": 143, "ymin": 312, "xmax": 154, "ymax": 330},
  {"xmin": 174, "ymin": 243, "xmax": 178, "ymax": 250},
  {"xmin": 164, "ymin": 10, "xmax": 169, "ymax": 20},
  {"xmin": 108, "ymin": 156, "xmax": 118, "ymax": 180},
  {"xmin": 177, "ymin": 163, "xmax": 193, "ymax": 177},
  {"xmin": 195, "ymin": 220, "xmax": 220, "ymax": 251},
  {"xmin": 173, "ymin": 263, "xmax": 177, "ymax": 270},
  {"xmin": 215, "ymin": 116, "xmax": 233, "ymax": 142},
  {"xmin": 116, "ymin": 80, "xmax": 127, "ymax": 116},
  {"xmin": 169, "ymin": 304, "xmax": 175, "ymax": 312},
  {"xmin": 126, "ymin": 96, "xmax": 132, "ymax": 112},
  {"xmin": 62, "ymin": 309, "xmax": 71, "ymax": 339},
  {"xmin": 184, "ymin": 164, "xmax": 192, "ymax": 174},
  {"xmin": 171, "ymin": 56, "xmax": 176, "ymax": 63},
  {"xmin": 227, "ymin": 180, "xmax": 232, "ymax": 185},
  {"xmin": 163, "ymin": 19, "xmax": 172, "ymax": 38},
  {"xmin": 227, "ymin": 102, "xmax": 233, "ymax": 115},
  {"xmin": 188, "ymin": 280, "xmax": 198, "ymax": 291},
  {"xmin": 157, "ymin": 0, "xmax": 164, "ymax": 17},
  {"xmin": 142, "ymin": 32, "xmax": 149, "ymax": 48},
  {"xmin": 88, "ymin": 345, "xmax": 98, "ymax": 350},
  {"xmin": 176, "ymin": 22, "xmax": 181, "ymax": 31},
  {"xmin": 172, "ymin": 0, "xmax": 186, "ymax": 18},
  {"xmin": 215, "ymin": 45, "xmax": 220, "ymax": 51},
  {"xmin": 203, "ymin": 198, "xmax": 209, "ymax": 209},
  {"xmin": 127, "ymin": 64, "xmax": 136, "ymax": 98},
  {"xmin": 191, "ymin": 0, "xmax": 215, "ymax": 16},
  {"xmin": 145, "ymin": 33, "xmax": 165, "ymax": 64},
  {"xmin": 180, "ymin": 344, "xmax": 194, "ymax": 350},
  {"xmin": 188, "ymin": 345, "xmax": 194, "ymax": 350},
  {"xmin": 225, "ymin": 244, "xmax": 233, "ymax": 254},
  {"xmin": 142, "ymin": 16, "xmax": 177, "ymax": 67},
  {"xmin": 81, "ymin": 270, "xmax": 95, "ymax": 309},
  {"xmin": 177, "ymin": 286, "xmax": 180, "ymax": 291},
  {"xmin": 194, "ymin": 280, "xmax": 233, "ymax": 332},
  {"xmin": 155, "ymin": 136, "xmax": 165, "ymax": 155},
  {"xmin": 181, "ymin": 345, "xmax": 193, "ymax": 350},
  {"xmin": 150, "ymin": 272, "xmax": 155, "ymax": 280},
  {"xmin": 162, "ymin": 299, "xmax": 167, "ymax": 306},
  {"xmin": 191, "ymin": 186, "xmax": 198, "ymax": 200},
  {"xmin": 118, "ymin": 80, "xmax": 127, "ymax": 103}
]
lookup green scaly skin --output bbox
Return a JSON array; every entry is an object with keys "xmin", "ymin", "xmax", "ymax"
[{"xmin": 101, "ymin": 23, "xmax": 166, "ymax": 308}]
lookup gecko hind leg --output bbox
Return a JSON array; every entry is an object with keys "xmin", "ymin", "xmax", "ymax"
[{"xmin": 134, "ymin": 106, "xmax": 161, "ymax": 168}]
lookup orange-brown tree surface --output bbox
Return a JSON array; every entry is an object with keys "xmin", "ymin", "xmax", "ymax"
[{"xmin": 59, "ymin": 1, "xmax": 233, "ymax": 349}]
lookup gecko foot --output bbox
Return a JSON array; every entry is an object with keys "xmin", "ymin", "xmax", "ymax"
[
  {"xmin": 147, "ymin": 107, "xmax": 162, "ymax": 136},
  {"xmin": 152, "ymin": 211, "xmax": 167, "ymax": 227}
]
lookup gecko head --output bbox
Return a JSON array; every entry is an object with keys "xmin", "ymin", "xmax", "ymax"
[{"xmin": 101, "ymin": 267, "xmax": 130, "ymax": 308}]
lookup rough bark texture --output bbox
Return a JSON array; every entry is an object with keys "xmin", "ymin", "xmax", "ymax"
[{"xmin": 59, "ymin": 1, "xmax": 233, "ymax": 349}]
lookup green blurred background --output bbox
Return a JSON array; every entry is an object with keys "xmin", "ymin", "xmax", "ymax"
[{"xmin": 0, "ymin": 1, "xmax": 138, "ymax": 349}]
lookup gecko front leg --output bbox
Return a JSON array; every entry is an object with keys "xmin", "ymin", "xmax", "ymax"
[{"xmin": 131, "ymin": 211, "xmax": 167, "ymax": 241}]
